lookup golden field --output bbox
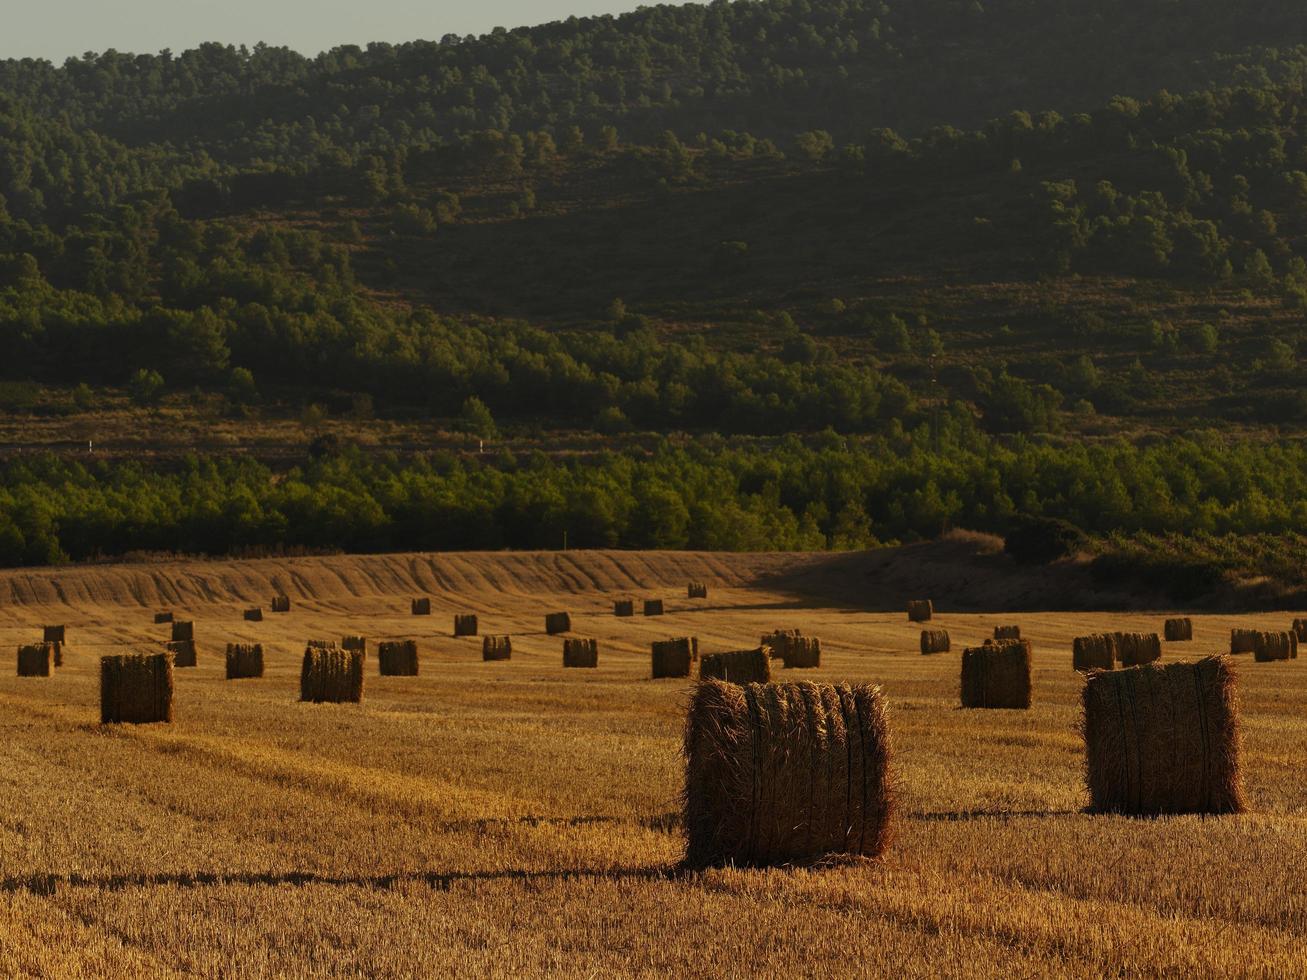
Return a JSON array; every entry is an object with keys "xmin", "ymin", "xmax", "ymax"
[{"xmin": 0, "ymin": 549, "xmax": 1304, "ymax": 978}]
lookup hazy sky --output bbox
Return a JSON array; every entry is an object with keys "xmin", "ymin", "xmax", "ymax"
[{"xmin": 6, "ymin": 0, "xmax": 707, "ymax": 63}]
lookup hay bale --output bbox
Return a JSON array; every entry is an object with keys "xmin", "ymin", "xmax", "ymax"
[
  {"xmin": 920, "ymin": 629, "xmax": 951, "ymax": 655},
  {"xmin": 1293, "ymin": 618, "xmax": 1307, "ymax": 643},
  {"xmin": 1253, "ymin": 630, "xmax": 1297, "ymax": 662},
  {"xmin": 1073, "ymin": 634, "xmax": 1117, "ymax": 672},
  {"xmin": 761, "ymin": 629, "xmax": 801, "ymax": 660},
  {"xmin": 101, "ymin": 653, "xmax": 173, "ymax": 725},
  {"xmin": 960, "ymin": 642, "xmax": 1032, "ymax": 709},
  {"xmin": 688, "ymin": 582, "xmax": 708, "ymax": 599},
  {"xmin": 342, "ymin": 635, "xmax": 367, "ymax": 659},
  {"xmin": 614, "ymin": 600, "xmax": 634, "ymax": 618},
  {"xmin": 244, "ymin": 608, "xmax": 263, "ymax": 622},
  {"xmin": 306, "ymin": 639, "xmax": 333, "ymax": 650},
  {"xmin": 907, "ymin": 600, "xmax": 933, "ymax": 623},
  {"xmin": 1230, "ymin": 628, "xmax": 1259, "ymax": 655},
  {"xmin": 411, "ymin": 598, "xmax": 431, "ymax": 616},
  {"xmin": 300, "ymin": 644, "xmax": 364, "ymax": 703},
  {"xmin": 652, "ymin": 638, "xmax": 694, "ymax": 679},
  {"xmin": 271, "ymin": 595, "xmax": 291, "ymax": 613},
  {"xmin": 563, "ymin": 638, "xmax": 599, "ymax": 668},
  {"xmin": 683, "ymin": 680, "xmax": 893, "ymax": 867},
  {"xmin": 482, "ymin": 636, "xmax": 512, "ymax": 662},
  {"xmin": 17, "ymin": 644, "xmax": 53, "ymax": 677},
  {"xmin": 43, "ymin": 625, "xmax": 66, "ymax": 644},
  {"xmin": 225, "ymin": 643, "xmax": 264, "ymax": 679},
  {"xmin": 154, "ymin": 611, "xmax": 174, "ymax": 624},
  {"xmin": 1082, "ymin": 656, "xmax": 1244, "ymax": 815},
  {"xmin": 50, "ymin": 641, "xmax": 63, "ymax": 668},
  {"xmin": 643, "ymin": 599, "xmax": 665, "ymax": 617},
  {"xmin": 993, "ymin": 625, "xmax": 1021, "ymax": 641},
  {"xmin": 545, "ymin": 612, "xmax": 571, "ymax": 635},
  {"xmin": 782, "ymin": 636, "xmax": 821, "ymax": 669},
  {"xmin": 167, "ymin": 639, "xmax": 197, "ymax": 669},
  {"xmin": 1115, "ymin": 632, "xmax": 1162, "ymax": 668},
  {"xmin": 378, "ymin": 640, "xmax": 419, "ymax": 676},
  {"xmin": 454, "ymin": 614, "xmax": 478, "ymax": 637},
  {"xmin": 1164, "ymin": 617, "xmax": 1193, "ymax": 642},
  {"xmin": 171, "ymin": 621, "xmax": 194, "ymax": 642},
  {"xmin": 700, "ymin": 647, "xmax": 772, "ymax": 685}
]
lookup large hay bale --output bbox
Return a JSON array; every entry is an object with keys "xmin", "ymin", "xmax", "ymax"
[
  {"xmin": 652, "ymin": 638, "xmax": 694, "ymax": 679},
  {"xmin": 378, "ymin": 640, "xmax": 419, "ymax": 676},
  {"xmin": 482, "ymin": 636, "xmax": 512, "ymax": 662},
  {"xmin": 17, "ymin": 644, "xmax": 53, "ymax": 677},
  {"xmin": 614, "ymin": 600, "xmax": 634, "ymax": 618},
  {"xmin": 1164, "ymin": 617, "xmax": 1193, "ymax": 642},
  {"xmin": 1293, "ymin": 618, "xmax": 1307, "ymax": 643},
  {"xmin": 688, "ymin": 582, "xmax": 708, "ymax": 600},
  {"xmin": 993, "ymin": 625, "xmax": 1021, "ymax": 641},
  {"xmin": 782, "ymin": 636, "xmax": 821, "ymax": 669},
  {"xmin": 411, "ymin": 597, "xmax": 431, "ymax": 616},
  {"xmin": 167, "ymin": 640, "xmax": 197, "ymax": 669},
  {"xmin": 643, "ymin": 599, "xmax": 665, "ymax": 617},
  {"xmin": 154, "ymin": 611, "xmax": 174, "ymax": 624},
  {"xmin": 300, "ymin": 644, "xmax": 364, "ymax": 703},
  {"xmin": 1230, "ymin": 628, "xmax": 1259, "ymax": 655},
  {"xmin": 960, "ymin": 642, "xmax": 1032, "ymax": 709},
  {"xmin": 171, "ymin": 621, "xmax": 194, "ymax": 642},
  {"xmin": 225, "ymin": 643, "xmax": 265, "ymax": 679},
  {"xmin": 1253, "ymin": 630, "xmax": 1297, "ymax": 662},
  {"xmin": 342, "ymin": 635, "xmax": 368, "ymax": 659},
  {"xmin": 545, "ymin": 612, "xmax": 572, "ymax": 635},
  {"xmin": 563, "ymin": 638, "xmax": 599, "ymax": 669},
  {"xmin": 920, "ymin": 629, "xmax": 951, "ymax": 655},
  {"xmin": 907, "ymin": 600, "xmax": 933, "ymax": 623},
  {"xmin": 1082, "ymin": 656, "xmax": 1244, "ymax": 815},
  {"xmin": 271, "ymin": 595, "xmax": 291, "ymax": 613},
  {"xmin": 700, "ymin": 647, "xmax": 772, "ymax": 685},
  {"xmin": 454, "ymin": 614, "xmax": 478, "ymax": 637},
  {"xmin": 1115, "ymin": 632, "xmax": 1162, "ymax": 668},
  {"xmin": 683, "ymin": 680, "xmax": 893, "ymax": 867},
  {"xmin": 1073, "ymin": 634, "xmax": 1117, "ymax": 672},
  {"xmin": 101, "ymin": 653, "xmax": 173, "ymax": 725},
  {"xmin": 43, "ymin": 625, "xmax": 66, "ymax": 644},
  {"xmin": 243, "ymin": 608, "xmax": 263, "ymax": 622}
]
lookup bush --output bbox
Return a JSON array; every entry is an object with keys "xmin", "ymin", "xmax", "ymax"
[
  {"xmin": 1004, "ymin": 515, "xmax": 1085, "ymax": 565},
  {"xmin": 128, "ymin": 369, "xmax": 165, "ymax": 407}
]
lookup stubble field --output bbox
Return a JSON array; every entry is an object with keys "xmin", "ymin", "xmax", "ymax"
[{"xmin": 0, "ymin": 550, "xmax": 1303, "ymax": 977}]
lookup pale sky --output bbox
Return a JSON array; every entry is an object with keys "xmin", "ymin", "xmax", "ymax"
[{"xmin": 5, "ymin": 0, "xmax": 708, "ymax": 63}]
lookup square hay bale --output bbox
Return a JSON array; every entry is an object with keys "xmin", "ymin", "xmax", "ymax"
[
  {"xmin": 688, "ymin": 582, "xmax": 708, "ymax": 599},
  {"xmin": 1073, "ymin": 634, "xmax": 1117, "ymax": 672},
  {"xmin": 1164, "ymin": 617, "xmax": 1193, "ymax": 642},
  {"xmin": 300, "ymin": 644, "xmax": 364, "ymax": 703},
  {"xmin": 700, "ymin": 647, "xmax": 772, "ymax": 685},
  {"xmin": 614, "ymin": 600, "xmax": 634, "ymax": 617},
  {"xmin": 920, "ymin": 629, "xmax": 951, "ymax": 655},
  {"xmin": 379, "ymin": 640, "xmax": 419, "ymax": 676},
  {"xmin": 652, "ymin": 638, "xmax": 694, "ymax": 679},
  {"xmin": 483, "ymin": 636, "xmax": 512, "ymax": 662},
  {"xmin": 643, "ymin": 599, "xmax": 665, "ymax": 617},
  {"xmin": 761, "ymin": 629, "xmax": 801, "ymax": 660},
  {"xmin": 167, "ymin": 640, "xmax": 198, "ymax": 669},
  {"xmin": 782, "ymin": 636, "xmax": 821, "ymax": 669},
  {"xmin": 907, "ymin": 600, "xmax": 933, "ymax": 623},
  {"xmin": 563, "ymin": 638, "xmax": 599, "ymax": 668},
  {"xmin": 1253, "ymin": 631, "xmax": 1297, "ymax": 662},
  {"xmin": 993, "ymin": 625, "xmax": 1021, "ymax": 641},
  {"xmin": 342, "ymin": 635, "xmax": 368, "ymax": 659},
  {"xmin": 411, "ymin": 598, "xmax": 431, "ymax": 616},
  {"xmin": 683, "ymin": 680, "xmax": 893, "ymax": 867},
  {"xmin": 1230, "ymin": 628, "xmax": 1259, "ymax": 655},
  {"xmin": 43, "ymin": 625, "xmax": 66, "ymax": 644},
  {"xmin": 960, "ymin": 642, "xmax": 1032, "ymax": 709},
  {"xmin": 244, "ymin": 608, "xmax": 264, "ymax": 622},
  {"xmin": 17, "ymin": 644, "xmax": 53, "ymax": 677},
  {"xmin": 171, "ymin": 621, "xmax": 194, "ymax": 642},
  {"xmin": 101, "ymin": 653, "xmax": 173, "ymax": 725},
  {"xmin": 545, "ymin": 612, "xmax": 571, "ymax": 635},
  {"xmin": 1115, "ymin": 632, "xmax": 1162, "ymax": 668},
  {"xmin": 154, "ymin": 611, "xmax": 174, "ymax": 624},
  {"xmin": 1082, "ymin": 656, "xmax": 1244, "ymax": 815},
  {"xmin": 1294, "ymin": 618, "xmax": 1307, "ymax": 643},
  {"xmin": 225, "ymin": 643, "xmax": 265, "ymax": 679},
  {"xmin": 454, "ymin": 614, "xmax": 478, "ymax": 637},
  {"xmin": 271, "ymin": 595, "xmax": 291, "ymax": 613},
  {"xmin": 50, "ymin": 641, "xmax": 63, "ymax": 668}
]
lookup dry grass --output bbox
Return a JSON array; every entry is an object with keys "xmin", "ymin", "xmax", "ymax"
[{"xmin": 0, "ymin": 551, "xmax": 1303, "ymax": 976}]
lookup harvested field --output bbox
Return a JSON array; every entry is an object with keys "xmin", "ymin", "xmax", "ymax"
[{"xmin": 0, "ymin": 548, "xmax": 1303, "ymax": 976}]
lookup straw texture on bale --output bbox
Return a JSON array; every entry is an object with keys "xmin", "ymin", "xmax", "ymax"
[
  {"xmin": 167, "ymin": 639, "xmax": 197, "ymax": 668},
  {"xmin": 907, "ymin": 600, "xmax": 933, "ymax": 623},
  {"xmin": 154, "ymin": 612, "xmax": 174, "ymax": 624},
  {"xmin": 342, "ymin": 635, "xmax": 367, "ymax": 658},
  {"xmin": 44, "ymin": 625, "xmax": 66, "ymax": 644},
  {"xmin": 1253, "ymin": 630, "xmax": 1297, "ymax": 662},
  {"xmin": 1164, "ymin": 618, "xmax": 1193, "ymax": 642},
  {"xmin": 545, "ymin": 612, "xmax": 572, "ymax": 635},
  {"xmin": 171, "ymin": 621, "xmax": 194, "ymax": 642},
  {"xmin": 563, "ymin": 638, "xmax": 599, "ymax": 668},
  {"xmin": 271, "ymin": 596, "xmax": 291, "ymax": 613},
  {"xmin": 1073, "ymin": 634, "xmax": 1117, "ymax": 672},
  {"xmin": 700, "ymin": 647, "xmax": 772, "ymax": 685},
  {"xmin": 243, "ymin": 608, "xmax": 263, "ymax": 622},
  {"xmin": 688, "ymin": 582, "xmax": 709, "ymax": 599},
  {"xmin": 643, "ymin": 599, "xmax": 665, "ymax": 617},
  {"xmin": 683, "ymin": 680, "xmax": 893, "ymax": 867},
  {"xmin": 1230, "ymin": 628, "xmax": 1259, "ymax": 654},
  {"xmin": 378, "ymin": 640, "xmax": 419, "ymax": 676},
  {"xmin": 300, "ymin": 645, "xmax": 365, "ymax": 703},
  {"xmin": 613, "ymin": 600, "xmax": 634, "ymax": 617},
  {"xmin": 17, "ymin": 644, "xmax": 53, "ymax": 677},
  {"xmin": 454, "ymin": 614, "xmax": 478, "ymax": 637},
  {"xmin": 652, "ymin": 638, "xmax": 694, "ymax": 679},
  {"xmin": 920, "ymin": 629, "xmax": 951, "ymax": 655},
  {"xmin": 1082, "ymin": 656, "xmax": 1244, "ymax": 815},
  {"xmin": 1115, "ymin": 632, "xmax": 1162, "ymax": 668},
  {"xmin": 993, "ymin": 625, "xmax": 1021, "ymax": 641},
  {"xmin": 782, "ymin": 636, "xmax": 821, "ymax": 669},
  {"xmin": 225, "ymin": 643, "xmax": 264, "ymax": 679},
  {"xmin": 482, "ymin": 636, "xmax": 512, "ymax": 662},
  {"xmin": 101, "ymin": 653, "xmax": 174, "ymax": 725},
  {"xmin": 411, "ymin": 598, "xmax": 431, "ymax": 616},
  {"xmin": 960, "ymin": 642, "xmax": 1032, "ymax": 709}
]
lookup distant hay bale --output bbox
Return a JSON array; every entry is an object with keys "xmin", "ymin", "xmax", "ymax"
[
  {"xmin": 342, "ymin": 635, "xmax": 368, "ymax": 659},
  {"xmin": 643, "ymin": 599, "xmax": 665, "ymax": 617},
  {"xmin": 652, "ymin": 638, "xmax": 694, "ymax": 679},
  {"xmin": 545, "ymin": 612, "xmax": 572, "ymax": 635},
  {"xmin": 700, "ymin": 647, "xmax": 772, "ymax": 685},
  {"xmin": 306, "ymin": 639, "xmax": 333, "ymax": 650},
  {"xmin": 960, "ymin": 641, "xmax": 1032, "ymax": 709},
  {"xmin": 920, "ymin": 629, "xmax": 951, "ymax": 655},
  {"xmin": 614, "ymin": 600, "xmax": 634, "ymax": 618},
  {"xmin": 1253, "ymin": 630, "xmax": 1297, "ymax": 663},
  {"xmin": 300, "ymin": 644, "xmax": 364, "ymax": 703},
  {"xmin": 683, "ymin": 680, "xmax": 893, "ymax": 867},
  {"xmin": 1230, "ymin": 628, "xmax": 1259, "ymax": 655},
  {"xmin": 761, "ymin": 629, "xmax": 802, "ymax": 659},
  {"xmin": 482, "ymin": 636, "xmax": 512, "ymax": 662},
  {"xmin": 454, "ymin": 614, "xmax": 478, "ymax": 637},
  {"xmin": 688, "ymin": 582, "xmax": 708, "ymax": 599},
  {"xmin": 411, "ymin": 598, "xmax": 431, "ymax": 616},
  {"xmin": 101, "ymin": 653, "xmax": 173, "ymax": 725},
  {"xmin": 1164, "ymin": 617, "xmax": 1193, "ymax": 642},
  {"xmin": 50, "ymin": 641, "xmax": 63, "ymax": 668},
  {"xmin": 907, "ymin": 600, "xmax": 933, "ymax": 623},
  {"xmin": 225, "ymin": 643, "xmax": 264, "ymax": 679},
  {"xmin": 167, "ymin": 639, "xmax": 197, "ymax": 669},
  {"xmin": 1293, "ymin": 618, "xmax": 1307, "ymax": 643},
  {"xmin": 563, "ymin": 638, "xmax": 599, "ymax": 669},
  {"xmin": 1115, "ymin": 632, "xmax": 1162, "ymax": 668},
  {"xmin": 43, "ymin": 625, "xmax": 66, "ymax": 644},
  {"xmin": 993, "ymin": 625, "xmax": 1021, "ymax": 641},
  {"xmin": 1073, "ymin": 634, "xmax": 1117, "ymax": 672},
  {"xmin": 17, "ymin": 644, "xmax": 53, "ymax": 677},
  {"xmin": 243, "ymin": 608, "xmax": 263, "ymax": 622},
  {"xmin": 154, "ymin": 612, "xmax": 174, "ymax": 624},
  {"xmin": 1082, "ymin": 656, "xmax": 1244, "ymax": 815},
  {"xmin": 782, "ymin": 636, "xmax": 821, "ymax": 669},
  {"xmin": 271, "ymin": 595, "xmax": 291, "ymax": 613},
  {"xmin": 171, "ymin": 621, "xmax": 194, "ymax": 642},
  {"xmin": 378, "ymin": 640, "xmax": 419, "ymax": 676}
]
